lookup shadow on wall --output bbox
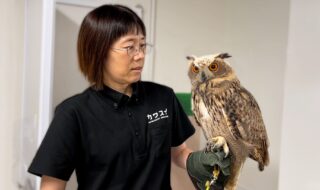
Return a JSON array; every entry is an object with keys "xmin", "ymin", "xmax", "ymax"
[{"xmin": 53, "ymin": 6, "xmax": 89, "ymax": 109}]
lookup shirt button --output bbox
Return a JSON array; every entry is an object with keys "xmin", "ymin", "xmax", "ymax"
[
  {"xmin": 135, "ymin": 131, "xmax": 139, "ymax": 136},
  {"xmin": 113, "ymin": 103, "xmax": 118, "ymax": 109},
  {"xmin": 128, "ymin": 112, "xmax": 132, "ymax": 117}
]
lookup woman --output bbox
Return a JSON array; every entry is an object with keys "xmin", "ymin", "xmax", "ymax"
[{"xmin": 28, "ymin": 4, "xmax": 230, "ymax": 190}]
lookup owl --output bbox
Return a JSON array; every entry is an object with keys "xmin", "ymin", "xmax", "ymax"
[{"xmin": 187, "ymin": 53, "xmax": 269, "ymax": 190}]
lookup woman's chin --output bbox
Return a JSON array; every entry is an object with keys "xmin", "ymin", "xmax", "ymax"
[{"xmin": 130, "ymin": 75, "xmax": 141, "ymax": 83}]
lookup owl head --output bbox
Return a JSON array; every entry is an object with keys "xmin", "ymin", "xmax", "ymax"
[{"xmin": 187, "ymin": 53, "xmax": 237, "ymax": 88}]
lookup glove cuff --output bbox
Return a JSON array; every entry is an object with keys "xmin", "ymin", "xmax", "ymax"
[{"xmin": 186, "ymin": 153, "xmax": 201, "ymax": 190}]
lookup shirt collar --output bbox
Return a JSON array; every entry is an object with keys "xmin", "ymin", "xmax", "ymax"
[{"xmin": 100, "ymin": 81, "xmax": 142, "ymax": 108}]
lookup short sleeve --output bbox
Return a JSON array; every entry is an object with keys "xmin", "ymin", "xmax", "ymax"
[
  {"xmin": 171, "ymin": 90, "xmax": 195, "ymax": 147},
  {"xmin": 28, "ymin": 104, "xmax": 80, "ymax": 181}
]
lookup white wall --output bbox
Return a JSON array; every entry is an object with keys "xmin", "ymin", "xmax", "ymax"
[
  {"xmin": 0, "ymin": 0, "xmax": 25, "ymax": 190},
  {"xmin": 279, "ymin": 1, "xmax": 320, "ymax": 189},
  {"xmin": 155, "ymin": 0, "xmax": 290, "ymax": 190}
]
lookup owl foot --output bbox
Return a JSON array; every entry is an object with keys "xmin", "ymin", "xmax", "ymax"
[{"xmin": 206, "ymin": 136, "xmax": 229, "ymax": 157}]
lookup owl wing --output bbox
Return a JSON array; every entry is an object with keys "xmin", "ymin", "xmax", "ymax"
[
  {"xmin": 225, "ymin": 87, "xmax": 269, "ymax": 170},
  {"xmin": 191, "ymin": 92, "xmax": 202, "ymax": 127},
  {"xmin": 192, "ymin": 91, "xmax": 222, "ymax": 140}
]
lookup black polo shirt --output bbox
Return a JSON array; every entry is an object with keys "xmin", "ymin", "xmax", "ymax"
[{"xmin": 28, "ymin": 81, "xmax": 195, "ymax": 190}]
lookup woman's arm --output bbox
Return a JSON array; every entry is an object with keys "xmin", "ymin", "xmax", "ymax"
[
  {"xmin": 40, "ymin": 175, "xmax": 67, "ymax": 190},
  {"xmin": 171, "ymin": 142, "xmax": 192, "ymax": 169}
]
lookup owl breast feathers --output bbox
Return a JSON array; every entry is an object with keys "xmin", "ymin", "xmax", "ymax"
[{"xmin": 187, "ymin": 53, "xmax": 269, "ymax": 190}]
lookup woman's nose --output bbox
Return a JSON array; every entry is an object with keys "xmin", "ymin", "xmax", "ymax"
[{"xmin": 133, "ymin": 50, "xmax": 145, "ymax": 60}]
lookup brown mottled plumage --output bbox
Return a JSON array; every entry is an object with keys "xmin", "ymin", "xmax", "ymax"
[{"xmin": 187, "ymin": 53, "xmax": 269, "ymax": 190}]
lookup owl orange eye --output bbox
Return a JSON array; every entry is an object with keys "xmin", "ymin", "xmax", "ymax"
[
  {"xmin": 192, "ymin": 65, "xmax": 199, "ymax": 73},
  {"xmin": 209, "ymin": 63, "xmax": 219, "ymax": 72}
]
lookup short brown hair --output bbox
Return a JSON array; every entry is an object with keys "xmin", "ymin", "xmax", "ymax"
[{"xmin": 77, "ymin": 4, "xmax": 146, "ymax": 90}]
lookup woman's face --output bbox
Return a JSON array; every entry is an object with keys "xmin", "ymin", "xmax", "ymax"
[{"xmin": 103, "ymin": 33, "xmax": 146, "ymax": 88}]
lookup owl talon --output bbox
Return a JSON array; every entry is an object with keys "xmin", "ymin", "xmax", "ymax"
[{"xmin": 206, "ymin": 136, "xmax": 229, "ymax": 157}]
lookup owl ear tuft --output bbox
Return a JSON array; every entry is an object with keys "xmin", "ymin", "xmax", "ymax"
[
  {"xmin": 186, "ymin": 55, "xmax": 196, "ymax": 61},
  {"xmin": 216, "ymin": 53, "xmax": 232, "ymax": 59}
]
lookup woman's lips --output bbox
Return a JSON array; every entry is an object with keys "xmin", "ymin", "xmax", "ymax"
[{"xmin": 131, "ymin": 66, "xmax": 143, "ymax": 71}]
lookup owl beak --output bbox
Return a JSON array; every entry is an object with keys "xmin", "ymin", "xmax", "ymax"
[{"xmin": 201, "ymin": 72, "xmax": 207, "ymax": 82}]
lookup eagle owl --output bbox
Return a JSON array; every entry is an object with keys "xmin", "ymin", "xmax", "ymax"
[{"xmin": 187, "ymin": 53, "xmax": 269, "ymax": 190}]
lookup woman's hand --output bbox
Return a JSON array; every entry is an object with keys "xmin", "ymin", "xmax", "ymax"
[{"xmin": 186, "ymin": 149, "xmax": 231, "ymax": 190}]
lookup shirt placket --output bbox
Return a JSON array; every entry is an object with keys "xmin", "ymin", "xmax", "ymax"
[{"xmin": 126, "ymin": 105, "xmax": 147, "ymax": 160}]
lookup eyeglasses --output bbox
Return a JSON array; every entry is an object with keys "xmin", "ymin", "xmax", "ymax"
[{"xmin": 112, "ymin": 43, "xmax": 152, "ymax": 57}]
